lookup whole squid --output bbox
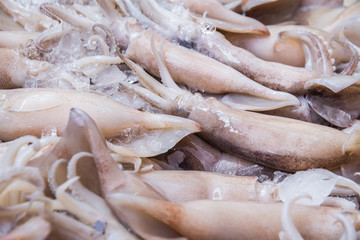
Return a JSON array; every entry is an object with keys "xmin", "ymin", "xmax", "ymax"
[
  {"xmin": 118, "ymin": 48, "xmax": 360, "ymax": 172},
  {"xmin": 0, "ymin": 88, "xmax": 200, "ymax": 157}
]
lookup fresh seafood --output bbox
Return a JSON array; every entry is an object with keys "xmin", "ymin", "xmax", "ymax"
[
  {"xmin": 0, "ymin": 88, "xmax": 200, "ymax": 156},
  {"xmin": 0, "ymin": 1, "xmax": 360, "ymax": 239},
  {"xmin": 40, "ymin": 2, "xmax": 301, "ymax": 110},
  {"xmin": 118, "ymin": 50, "xmax": 360, "ymax": 172}
]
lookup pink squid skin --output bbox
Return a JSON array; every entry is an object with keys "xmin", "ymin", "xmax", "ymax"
[
  {"xmin": 187, "ymin": 97, "xmax": 351, "ymax": 172},
  {"xmin": 2, "ymin": 1, "xmax": 360, "ymax": 240},
  {"xmin": 114, "ymin": 1, "xmax": 349, "ymax": 95},
  {"xmin": 0, "ymin": 48, "xmax": 28, "ymax": 89},
  {"xmin": 0, "ymin": 217, "xmax": 51, "ymax": 240},
  {"xmin": 0, "ymin": 10, "xmax": 24, "ymax": 31},
  {"xmin": 13, "ymin": 3, "xmax": 296, "ymax": 103},
  {"xmin": 66, "ymin": 107, "xmax": 275, "ymax": 239},
  {"xmin": 67, "ymin": 98, "xmax": 277, "ymax": 204},
  {"xmin": 0, "ymin": 88, "xmax": 201, "ymax": 142},
  {"xmin": 325, "ymin": 1, "xmax": 360, "ymax": 32},
  {"xmin": 0, "ymin": 31, "xmax": 40, "ymax": 48},
  {"xmin": 112, "ymin": 194, "xmax": 359, "ymax": 240},
  {"xmin": 118, "ymin": 53, "xmax": 358, "ymax": 173},
  {"xmin": 114, "ymin": 2, "xmax": 321, "ymax": 95},
  {"xmin": 197, "ymin": 31, "xmax": 320, "ymax": 94},
  {"xmin": 133, "ymin": 170, "xmax": 276, "ymax": 203},
  {"xmin": 124, "ymin": 29, "xmax": 299, "ymax": 105},
  {"xmin": 224, "ymin": 24, "xmax": 352, "ymax": 69},
  {"xmin": 74, "ymin": 107, "xmax": 278, "ymax": 239}
]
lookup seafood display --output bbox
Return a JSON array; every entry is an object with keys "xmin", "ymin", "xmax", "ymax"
[{"xmin": 1, "ymin": 0, "xmax": 360, "ymax": 239}]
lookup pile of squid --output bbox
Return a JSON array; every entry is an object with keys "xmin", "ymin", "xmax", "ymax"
[{"xmin": 1, "ymin": 0, "xmax": 360, "ymax": 239}]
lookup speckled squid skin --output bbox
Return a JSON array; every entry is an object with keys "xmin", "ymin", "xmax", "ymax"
[
  {"xmin": 188, "ymin": 98, "xmax": 349, "ymax": 172},
  {"xmin": 198, "ymin": 31, "xmax": 321, "ymax": 94},
  {"xmin": 125, "ymin": 29, "xmax": 299, "ymax": 105},
  {"xmin": 0, "ymin": 48, "xmax": 28, "ymax": 88}
]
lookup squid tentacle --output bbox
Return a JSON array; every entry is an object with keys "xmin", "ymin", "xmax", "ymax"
[
  {"xmin": 1, "ymin": 136, "xmax": 41, "ymax": 168},
  {"xmin": 279, "ymin": 30, "xmax": 335, "ymax": 75},
  {"xmin": 280, "ymin": 193, "xmax": 312, "ymax": 240},
  {"xmin": 330, "ymin": 36, "xmax": 359, "ymax": 76},
  {"xmin": 92, "ymin": 24, "xmax": 117, "ymax": 54},
  {"xmin": 334, "ymin": 213, "xmax": 357, "ymax": 240}
]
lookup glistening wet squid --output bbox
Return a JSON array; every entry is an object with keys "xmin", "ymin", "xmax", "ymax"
[
  {"xmin": 116, "ymin": 42, "xmax": 360, "ymax": 172},
  {"xmin": 57, "ymin": 108, "xmax": 360, "ymax": 240},
  {"xmin": 0, "ymin": 88, "xmax": 200, "ymax": 157},
  {"xmin": 36, "ymin": 2, "xmax": 301, "ymax": 111}
]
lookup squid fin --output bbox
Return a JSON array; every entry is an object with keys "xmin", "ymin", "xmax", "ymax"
[
  {"xmin": 194, "ymin": 14, "xmax": 269, "ymax": 35},
  {"xmin": 306, "ymin": 95, "xmax": 354, "ymax": 128},
  {"xmin": 342, "ymin": 121, "xmax": 360, "ymax": 156},
  {"xmin": 220, "ymin": 93, "xmax": 300, "ymax": 111},
  {"xmin": 305, "ymin": 75, "xmax": 360, "ymax": 93},
  {"xmin": 109, "ymin": 113, "xmax": 201, "ymax": 157}
]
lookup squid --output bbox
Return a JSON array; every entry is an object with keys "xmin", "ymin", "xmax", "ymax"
[
  {"xmin": 119, "ymin": 0, "xmax": 360, "ymax": 98},
  {"xmin": 261, "ymin": 96, "xmax": 325, "ymax": 124},
  {"xmin": 46, "ymin": 108, "xmax": 184, "ymax": 239},
  {"xmin": 0, "ymin": 167, "xmax": 44, "ymax": 204},
  {"xmin": 0, "ymin": 0, "xmax": 58, "ymax": 32},
  {"xmin": 324, "ymin": 1, "xmax": 360, "ymax": 33},
  {"xmin": 224, "ymin": 24, "xmax": 357, "ymax": 73},
  {"xmin": 39, "ymin": 2, "xmax": 300, "ymax": 110},
  {"xmin": 28, "ymin": 109, "xmax": 140, "ymax": 239},
  {"xmin": 0, "ymin": 31, "xmax": 40, "ymax": 48},
  {"xmin": 82, "ymin": 108, "xmax": 360, "ymax": 237},
  {"xmin": 305, "ymin": 77, "xmax": 360, "ymax": 128},
  {"xmin": 120, "ymin": 0, "xmax": 328, "ymax": 95},
  {"xmin": 70, "ymin": 106, "xmax": 360, "ymax": 205},
  {"xmin": 0, "ymin": 47, "xmax": 66, "ymax": 89},
  {"xmin": 117, "ymin": 48, "xmax": 360, "ymax": 172},
  {"xmin": 0, "ymin": 1, "xmax": 360, "ymax": 239},
  {"xmin": 45, "ymin": 210, "xmax": 107, "ymax": 240},
  {"xmin": 108, "ymin": 193, "xmax": 360, "ymax": 240},
  {"xmin": 196, "ymin": 31, "xmax": 322, "ymax": 94},
  {"xmin": 292, "ymin": 2, "xmax": 346, "ymax": 29},
  {"xmin": 330, "ymin": 15, "xmax": 360, "ymax": 57},
  {"xmin": 0, "ymin": 88, "xmax": 201, "ymax": 157},
  {"xmin": 0, "ymin": 7, "xmax": 23, "ymax": 31},
  {"xmin": 54, "ymin": 176, "xmax": 138, "ymax": 240},
  {"xmin": 2, "ymin": 106, "xmax": 359, "ymax": 239},
  {"xmin": 64, "ymin": 106, "xmax": 360, "ymax": 240},
  {"xmin": 125, "ymin": 29, "xmax": 300, "ymax": 109},
  {"xmin": 0, "ymin": 48, "xmax": 31, "ymax": 88},
  {"xmin": 161, "ymin": 0, "xmax": 270, "ymax": 34},
  {"xmin": 160, "ymin": 134, "xmax": 276, "ymax": 182},
  {"xmin": 161, "ymin": 134, "xmax": 258, "ymax": 172},
  {"xmin": 0, "ymin": 216, "xmax": 51, "ymax": 240}
]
